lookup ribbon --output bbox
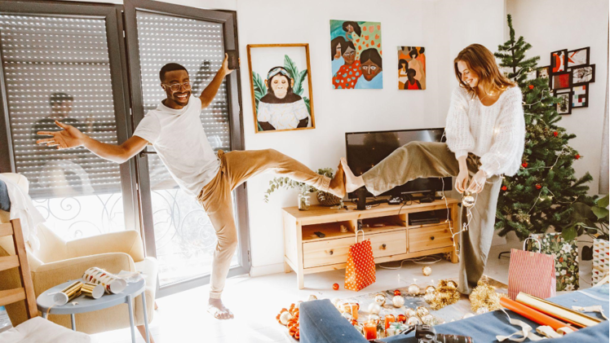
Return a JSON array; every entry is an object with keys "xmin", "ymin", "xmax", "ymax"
[
  {"xmin": 496, "ymin": 309, "xmax": 544, "ymax": 342},
  {"xmin": 572, "ymin": 305, "xmax": 608, "ymax": 320}
]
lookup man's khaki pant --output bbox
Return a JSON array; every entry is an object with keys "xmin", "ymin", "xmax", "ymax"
[
  {"xmin": 362, "ymin": 141, "xmax": 502, "ymax": 294},
  {"xmin": 197, "ymin": 149, "xmax": 330, "ymax": 299}
]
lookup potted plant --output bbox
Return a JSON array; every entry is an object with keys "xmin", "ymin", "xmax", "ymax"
[
  {"xmin": 564, "ymin": 195, "xmax": 608, "ymax": 266},
  {"xmin": 264, "ymin": 168, "xmax": 342, "ymax": 210}
]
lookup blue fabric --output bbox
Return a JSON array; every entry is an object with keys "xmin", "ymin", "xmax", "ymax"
[
  {"xmin": 0, "ymin": 180, "xmax": 9, "ymax": 212},
  {"xmin": 300, "ymin": 299, "xmax": 368, "ymax": 343},
  {"xmin": 300, "ymin": 285, "xmax": 609, "ymax": 343}
]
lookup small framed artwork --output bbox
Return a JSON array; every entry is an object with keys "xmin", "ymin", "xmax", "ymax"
[
  {"xmin": 398, "ymin": 46, "xmax": 426, "ymax": 90},
  {"xmin": 554, "ymin": 88, "xmax": 572, "ymax": 115},
  {"xmin": 550, "ymin": 49, "xmax": 568, "ymax": 73},
  {"xmin": 536, "ymin": 66, "xmax": 550, "ymax": 79},
  {"xmin": 571, "ymin": 64, "xmax": 595, "ymax": 86},
  {"xmin": 567, "ymin": 47, "xmax": 590, "ymax": 67},
  {"xmin": 572, "ymin": 84, "xmax": 589, "ymax": 108},
  {"xmin": 551, "ymin": 72, "xmax": 571, "ymax": 90},
  {"xmin": 247, "ymin": 44, "xmax": 315, "ymax": 133}
]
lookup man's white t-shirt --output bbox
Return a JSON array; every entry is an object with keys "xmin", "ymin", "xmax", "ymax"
[{"xmin": 133, "ymin": 96, "xmax": 220, "ymax": 197}]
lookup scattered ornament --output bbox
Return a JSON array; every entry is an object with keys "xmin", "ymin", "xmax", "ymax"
[
  {"xmin": 397, "ymin": 314, "xmax": 407, "ymax": 323},
  {"xmin": 279, "ymin": 311, "xmax": 293, "ymax": 325},
  {"xmin": 424, "ymin": 286, "xmax": 436, "ymax": 295},
  {"xmin": 394, "ymin": 289, "xmax": 402, "ymax": 296},
  {"xmin": 374, "ymin": 294, "xmax": 386, "ymax": 306},
  {"xmin": 333, "ymin": 283, "xmax": 339, "ymax": 291},
  {"xmin": 368, "ymin": 303, "xmax": 381, "ymax": 315},
  {"xmin": 468, "ymin": 280, "xmax": 507, "ymax": 313},
  {"xmin": 476, "ymin": 307, "xmax": 489, "ymax": 315},
  {"xmin": 424, "ymin": 293, "xmax": 435, "ymax": 303},
  {"xmin": 429, "ymin": 280, "xmax": 461, "ymax": 311},
  {"xmin": 407, "ymin": 284, "xmax": 420, "ymax": 295},
  {"xmin": 407, "ymin": 316, "xmax": 422, "ymax": 326},
  {"xmin": 392, "ymin": 295, "xmax": 405, "ymax": 308},
  {"xmin": 462, "ymin": 194, "xmax": 475, "ymax": 208},
  {"xmin": 416, "ymin": 306, "xmax": 430, "ymax": 317},
  {"xmin": 422, "ymin": 266, "xmax": 432, "ymax": 276},
  {"xmin": 405, "ymin": 308, "xmax": 417, "ymax": 318},
  {"xmin": 462, "ymin": 313, "xmax": 475, "ymax": 319},
  {"xmin": 421, "ymin": 314, "xmax": 435, "ymax": 325}
]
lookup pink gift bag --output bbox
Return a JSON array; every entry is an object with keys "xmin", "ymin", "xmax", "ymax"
[{"xmin": 508, "ymin": 239, "xmax": 556, "ymax": 300}]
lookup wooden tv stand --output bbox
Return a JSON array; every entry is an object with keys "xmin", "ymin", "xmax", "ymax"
[{"xmin": 282, "ymin": 198, "xmax": 460, "ymax": 289}]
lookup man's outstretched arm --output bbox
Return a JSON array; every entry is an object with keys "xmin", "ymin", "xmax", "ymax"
[
  {"xmin": 37, "ymin": 120, "xmax": 148, "ymax": 164},
  {"xmin": 199, "ymin": 53, "xmax": 234, "ymax": 109}
]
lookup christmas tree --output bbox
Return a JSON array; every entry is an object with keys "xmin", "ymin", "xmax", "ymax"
[{"xmin": 493, "ymin": 15, "xmax": 593, "ymax": 241}]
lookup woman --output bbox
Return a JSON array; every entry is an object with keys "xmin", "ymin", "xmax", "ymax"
[
  {"xmin": 342, "ymin": 21, "xmax": 361, "ymax": 42},
  {"xmin": 331, "ymin": 36, "xmax": 347, "ymax": 77},
  {"xmin": 398, "ymin": 59, "xmax": 409, "ymax": 88},
  {"xmin": 341, "ymin": 44, "xmax": 525, "ymax": 294},
  {"xmin": 355, "ymin": 48, "xmax": 383, "ymax": 89},
  {"xmin": 332, "ymin": 41, "xmax": 361, "ymax": 89},
  {"xmin": 257, "ymin": 66, "xmax": 310, "ymax": 130},
  {"xmin": 403, "ymin": 68, "xmax": 421, "ymax": 90}
]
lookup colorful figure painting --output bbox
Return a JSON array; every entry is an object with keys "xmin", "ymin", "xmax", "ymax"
[
  {"xmin": 398, "ymin": 46, "xmax": 426, "ymax": 90},
  {"xmin": 247, "ymin": 44, "xmax": 315, "ymax": 133},
  {"xmin": 330, "ymin": 20, "xmax": 383, "ymax": 89}
]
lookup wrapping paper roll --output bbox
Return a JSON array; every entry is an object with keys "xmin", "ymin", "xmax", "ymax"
[
  {"xmin": 53, "ymin": 281, "xmax": 83, "ymax": 306},
  {"xmin": 81, "ymin": 283, "xmax": 105, "ymax": 299},
  {"xmin": 499, "ymin": 297, "xmax": 573, "ymax": 332},
  {"xmin": 82, "ymin": 267, "xmax": 127, "ymax": 294},
  {"xmin": 515, "ymin": 292, "xmax": 602, "ymax": 328}
]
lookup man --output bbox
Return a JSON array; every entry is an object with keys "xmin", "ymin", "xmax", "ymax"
[{"xmin": 37, "ymin": 54, "xmax": 346, "ymax": 320}]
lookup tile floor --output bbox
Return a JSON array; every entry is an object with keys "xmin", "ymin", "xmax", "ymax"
[{"xmin": 92, "ymin": 241, "xmax": 594, "ymax": 343}]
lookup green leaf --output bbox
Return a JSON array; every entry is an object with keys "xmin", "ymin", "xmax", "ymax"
[
  {"xmin": 597, "ymin": 195, "xmax": 609, "ymax": 208},
  {"xmin": 592, "ymin": 207, "xmax": 609, "ymax": 220},
  {"xmin": 252, "ymin": 71, "xmax": 267, "ymax": 101},
  {"xmin": 562, "ymin": 226, "xmax": 577, "ymax": 241}
]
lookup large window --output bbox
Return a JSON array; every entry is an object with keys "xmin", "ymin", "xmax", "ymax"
[{"xmin": 0, "ymin": 0, "xmax": 247, "ymax": 296}]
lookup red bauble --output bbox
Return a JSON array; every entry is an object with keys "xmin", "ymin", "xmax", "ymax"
[
  {"xmin": 394, "ymin": 290, "xmax": 401, "ymax": 296},
  {"xmin": 397, "ymin": 314, "xmax": 407, "ymax": 323},
  {"xmin": 529, "ymin": 84, "xmax": 534, "ymax": 90},
  {"xmin": 575, "ymin": 154, "xmax": 581, "ymax": 160},
  {"xmin": 553, "ymin": 131, "xmax": 558, "ymax": 137},
  {"xmin": 333, "ymin": 283, "xmax": 339, "ymax": 291},
  {"xmin": 535, "ymin": 184, "xmax": 542, "ymax": 190},
  {"xmin": 502, "ymin": 186, "xmax": 508, "ymax": 191},
  {"xmin": 522, "ymin": 162, "xmax": 528, "ymax": 168}
]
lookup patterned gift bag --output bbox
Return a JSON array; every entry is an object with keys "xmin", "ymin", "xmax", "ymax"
[
  {"xmin": 345, "ymin": 230, "xmax": 376, "ymax": 291},
  {"xmin": 592, "ymin": 239, "xmax": 609, "ymax": 285},
  {"xmin": 525, "ymin": 233, "xmax": 579, "ymax": 291},
  {"xmin": 508, "ymin": 245, "xmax": 556, "ymax": 300}
]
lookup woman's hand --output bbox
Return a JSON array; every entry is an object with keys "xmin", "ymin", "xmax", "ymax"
[
  {"xmin": 466, "ymin": 170, "xmax": 488, "ymax": 194},
  {"xmin": 36, "ymin": 120, "xmax": 86, "ymax": 149},
  {"xmin": 455, "ymin": 168, "xmax": 469, "ymax": 194}
]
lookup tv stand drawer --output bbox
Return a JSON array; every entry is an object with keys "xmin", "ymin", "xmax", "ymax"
[{"xmin": 408, "ymin": 224, "xmax": 453, "ymax": 252}]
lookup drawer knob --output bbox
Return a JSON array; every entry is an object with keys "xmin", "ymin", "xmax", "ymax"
[
  {"xmin": 380, "ymin": 244, "xmax": 387, "ymax": 250},
  {"xmin": 430, "ymin": 236, "xmax": 435, "ymax": 241},
  {"xmin": 328, "ymin": 249, "xmax": 334, "ymax": 255}
]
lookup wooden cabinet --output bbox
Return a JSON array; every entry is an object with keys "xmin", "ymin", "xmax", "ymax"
[{"xmin": 282, "ymin": 199, "xmax": 460, "ymax": 289}]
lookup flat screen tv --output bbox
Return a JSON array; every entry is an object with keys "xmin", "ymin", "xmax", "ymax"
[{"xmin": 345, "ymin": 128, "xmax": 452, "ymax": 199}]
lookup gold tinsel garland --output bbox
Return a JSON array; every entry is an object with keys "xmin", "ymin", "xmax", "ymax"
[
  {"xmin": 428, "ymin": 280, "xmax": 461, "ymax": 311},
  {"xmin": 468, "ymin": 280, "xmax": 507, "ymax": 312}
]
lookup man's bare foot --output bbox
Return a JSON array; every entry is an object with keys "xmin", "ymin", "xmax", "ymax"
[
  {"xmin": 328, "ymin": 162, "xmax": 346, "ymax": 198},
  {"xmin": 208, "ymin": 298, "xmax": 233, "ymax": 320},
  {"xmin": 340, "ymin": 158, "xmax": 365, "ymax": 193}
]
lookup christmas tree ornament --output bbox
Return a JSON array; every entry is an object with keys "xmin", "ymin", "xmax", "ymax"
[
  {"xmin": 462, "ymin": 194, "xmax": 476, "ymax": 208},
  {"xmin": 522, "ymin": 162, "xmax": 528, "ymax": 168},
  {"xmin": 501, "ymin": 186, "xmax": 508, "ymax": 191},
  {"xmin": 575, "ymin": 154, "xmax": 580, "ymax": 159},
  {"xmin": 407, "ymin": 316, "xmax": 422, "ymax": 326},
  {"xmin": 394, "ymin": 289, "xmax": 401, "ymax": 296},
  {"xmin": 425, "ymin": 286, "xmax": 436, "ymax": 294},
  {"xmin": 368, "ymin": 303, "xmax": 381, "ymax": 315},
  {"xmin": 424, "ymin": 293, "xmax": 435, "ymax": 303},
  {"xmin": 333, "ymin": 283, "xmax": 339, "ymax": 291},
  {"xmin": 422, "ymin": 266, "xmax": 432, "ymax": 276},
  {"xmin": 374, "ymin": 294, "xmax": 386, "ymax": 306},
  {"xmin": 416, "ymin": 306, "xmax": 429, "ymax": 317},
  {"xmin": 529, "ymin": 84, "xmax": 534, "ymax": 90},
  {"xmin": 407, "ymin": 284, "xmax": 420, "ymax": 295},
  {"xmin": 421, "ymin": 314, "xmax": 435, "ymax": 325},
  {"xmin": 397, "ymin": 314, "xmax": 407, "ymax": 323},
  {"xmin": 553, "ymin": 131, "xmax": 558, "ymax": 137},
  {"xmin": 405, "ymin": 308, "xmax": 417, "ymax": 318},
  {"xmin": 392, "ymin": 295, "xmax": 405, "ymax": 308}
]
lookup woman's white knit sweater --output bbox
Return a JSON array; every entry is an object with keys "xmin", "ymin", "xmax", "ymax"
[{"xmin": 445, "ymin": 85, "xmax": 525, "ymax": 177}]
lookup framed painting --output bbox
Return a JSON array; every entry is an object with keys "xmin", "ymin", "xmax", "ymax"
[
  {"xmin": 554, "ymin": 88, "xmax": 572, "ymax": 115},
  {"xmin": 330, "ymin": 19, "xmax": 383, "ymax": 89},
  {"xmin": 567, "ymin": 47, "xmax": 590, "ymax": 68},
  {"xmin": 247, "ymin": 44, "xmax": 315, "ymax": 133},
  {"xmin": 551, "ymin": 72, "xmax": 571, "ymax": 90},
  {"xmin": 536, "ymin": 66, "xmax": 550, "ymax": 80},
  {"xmin": 398, "ymin": 46, "xmax": 426, "ymax": 90},
  {"xmin": 571, "ymin": 64, "xmax": 595, "ymax": 86},
  {"xmin": 550, "ymin": 49, "xmax": 568, "ymax": 73},
  {"xmin": 572, "ymin": 84, "xmax": 589, "ymax": 108}
]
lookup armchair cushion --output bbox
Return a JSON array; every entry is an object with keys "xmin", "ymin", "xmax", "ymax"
[{"xmin": 66, "ymin": 230, "xmax": 145, "ymax": 262}]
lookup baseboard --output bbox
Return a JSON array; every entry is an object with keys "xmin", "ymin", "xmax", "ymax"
[{"xmin": 249, "ymin": 263, "xmax": 285, "ymax": 277}]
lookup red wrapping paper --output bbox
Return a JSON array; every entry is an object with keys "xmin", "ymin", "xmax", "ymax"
[{"xmin": 500, "ymin": 297, "xmax": 576, "ymax": 332}]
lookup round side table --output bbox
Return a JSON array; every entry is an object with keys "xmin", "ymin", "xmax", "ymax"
[{"xmin": 37, "ymin": 279, "xmax": 150, "ymax": 343}]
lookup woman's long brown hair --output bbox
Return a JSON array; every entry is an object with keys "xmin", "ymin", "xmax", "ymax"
[{"xmin": 454, "ymin": 44, "xmax": 516, "ymax": 97}]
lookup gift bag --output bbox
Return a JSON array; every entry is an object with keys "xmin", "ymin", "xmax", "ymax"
[
  {"xmin": 508, "ymin": 239, "xmax": 556, "ymax": 300},
  {"xmin": 592, "ymin": 238, "xmax": 609, "ymax": 285},
  {"xmin": 525, "ymin": 233, "xmax": 579, "ymax": 291},
  {"xmin": 345, "ymin": 230, "xmax": 376, "ymax": 291}
]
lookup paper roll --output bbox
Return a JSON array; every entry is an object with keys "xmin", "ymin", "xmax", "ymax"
[
  {"xmin": 499, "ymin": 297, "xmax": 574, "ymax": 332},
  {"xmin": 81, "ymin": 283, "xmax": 105, "ymax": 299},
  {"xmin": 515, "ymin": 292, "xmax": 602, "ymax": 328},
  {"xmin": 53, "ymin": 281, "xmax": 83, "ymax": 305},
  {"xmin": 82, "ymin": 267, "xmax": 127, "ymax": 294}
]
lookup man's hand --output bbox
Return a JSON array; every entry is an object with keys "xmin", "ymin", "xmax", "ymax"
[
  {"xmin": 466, "ymin": 170, "xmax": 488, "ymax": 194},
  {"xmin": 36, "ymin": 120, "xmax": 86, "ymax": 149},
  {"xmin": 455, "ymin": 168, "xmax": 469, "ymax": 194}
]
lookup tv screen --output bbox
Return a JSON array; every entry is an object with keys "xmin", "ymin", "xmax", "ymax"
[{"xmin": 345, "ymin": 128, "xmax": 452, "ymax": 199}]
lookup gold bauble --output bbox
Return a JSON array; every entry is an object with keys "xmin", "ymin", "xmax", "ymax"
[
  {"xmin": 421, "ymin": 314, "xmax": 435, "ymax": 325},
  {"xmin": 422, "ymin": 266, "xmax": 432, "ymax": 276},
  {"xmin": 425, "ymin": 286, "xmax": 436, "ymax": 294},
  {"xmin": 405, "ymin": 308, "xmax": 417, "ymax": 318},
  {"xmin": 392, "ymin": 295, "xmax": 405, "ymax": 308},
  {"xmin": 407, "ymin": 316, "xmax": 422, "ymax": 325},
  {"xmin": 407, "ymin": 284, "xmax": 420, "ymax": 295},
  {"xmin": 374, "ymin": 294, "xmax": 386, "ymax": 306},
  {"xmin": 416, "ymin": 306, "xmax": 429, "ymax": 317}
]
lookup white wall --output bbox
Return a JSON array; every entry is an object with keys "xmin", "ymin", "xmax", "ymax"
[{"xmin": 507, "ymin": 0, "xmax": 608, "ymax": 195}]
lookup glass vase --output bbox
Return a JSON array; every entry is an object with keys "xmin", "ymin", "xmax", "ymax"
[{"xmin": 298, "ymin": 194, "xmax": 310, "ymax": 211}]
